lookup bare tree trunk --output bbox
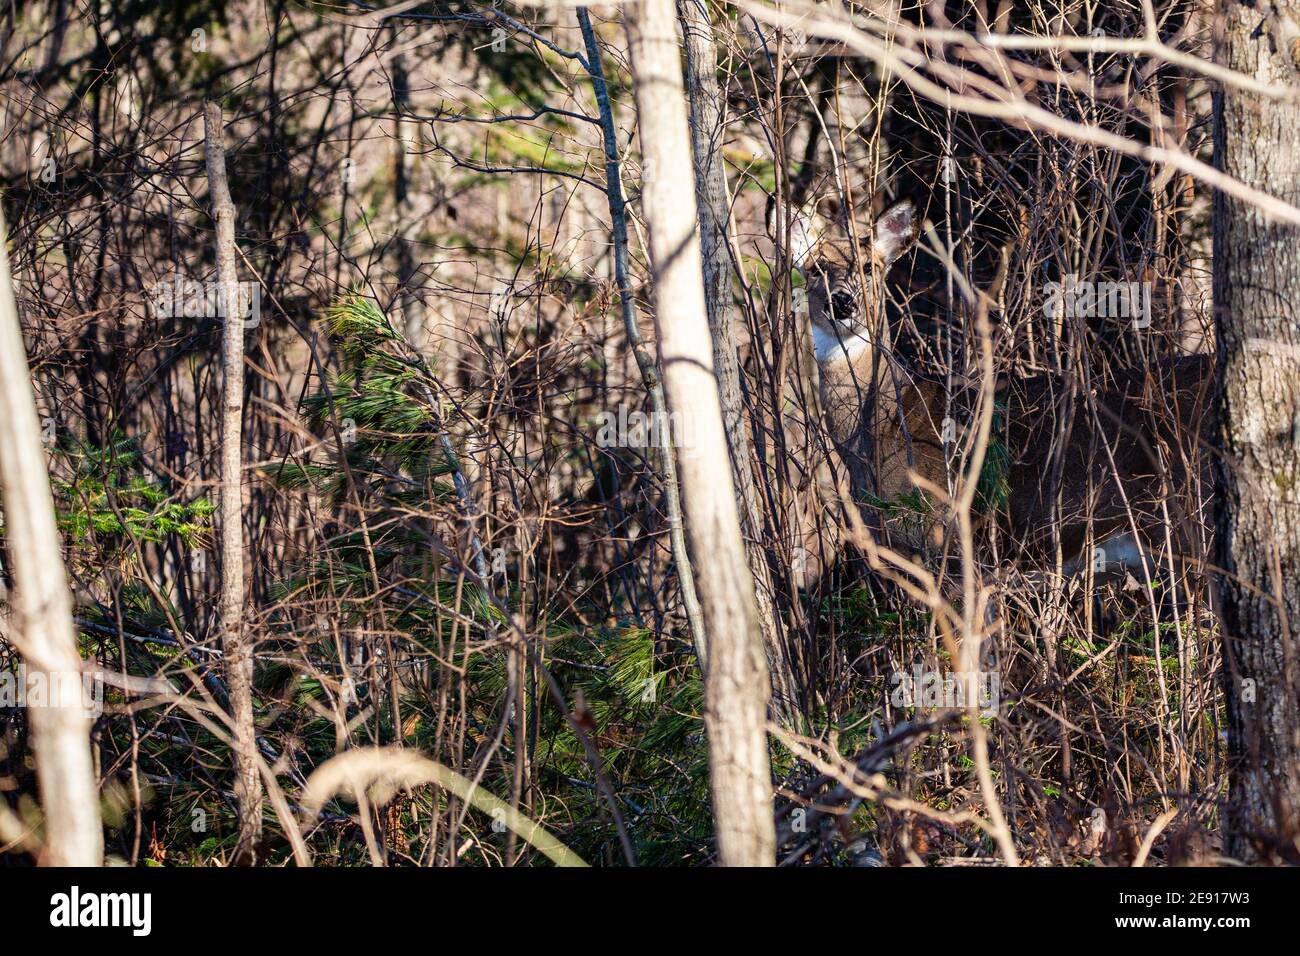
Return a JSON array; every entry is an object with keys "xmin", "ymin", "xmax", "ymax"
[
  {"xmin": 577, "ymin": 8, "xmax": 707, "ymax": 664},
  {"xmin": 678, "ymin": 0, "xmax": 797, "ymax": 720},
  {"xmin": 391, "ymin": 38, "xmax": 425, "ymax": 351},
  {"xmin": 204, "ymin": 102, "xmax": 262, "ymax": 862},
  {"xmin": 624, "ymin": 0, "xmax": 775, "ymax": 866},
  {"xmin": 0, "ymin": 211, "xmax": 103, "ymax": 866},
  {"xmin": 1214, "ymin": 1, "xmax": 1300, "ymax": 862}
]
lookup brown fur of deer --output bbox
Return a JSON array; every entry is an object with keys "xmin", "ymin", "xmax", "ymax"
[{"xmin": 776, "ymin": 194, "xmax": 1214, "ymax": 594}]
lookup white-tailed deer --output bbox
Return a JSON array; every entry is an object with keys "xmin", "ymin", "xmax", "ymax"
[{"xmin": 777, "ymin": 194, "xmax": 1214, "ymax": 589}]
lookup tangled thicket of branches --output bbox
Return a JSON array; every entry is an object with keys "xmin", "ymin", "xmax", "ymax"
[{"xmin": 0, "ymin": 0, "xmax": 1244, "ymax": 865}]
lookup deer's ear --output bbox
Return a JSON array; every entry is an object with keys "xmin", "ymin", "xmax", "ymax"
[
  {"xmin": 871, "ymin": 198, "xmax": 918, "ymax": 267},
  {"xmin": 767, "ymin": 197, "xmax": 819, "ymax": 269}
]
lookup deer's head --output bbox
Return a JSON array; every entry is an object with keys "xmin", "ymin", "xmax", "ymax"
[{"xmin": 775, "ymin": 196, "xmax": 919, "ymax": 358}]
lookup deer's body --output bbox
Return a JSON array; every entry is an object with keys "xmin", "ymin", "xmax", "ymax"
[
  {"xmin": 998, "ymin": 355, "xmax": 1213, "ymax": 572},
  {"xmin": 787, "ymin": 196, "xmax": 1212, "ymax": 579},
  {"xmin": 816, "ymin": 334, "xmax": 946, "ymax": 506}
]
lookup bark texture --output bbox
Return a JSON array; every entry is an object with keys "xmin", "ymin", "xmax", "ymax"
[
  {"xmin": 1214, "ymin": 1, "xmax": 1300, "ymax": 861},
  {"xmin": 204, "ymin": 102, "xmax": 263, "ymax": 862},
  {"xmin": 624, "ymin": 0, "xmax": 775, "ymax": 865},
  {"xmin": 0, "ymin": 211, "xmax": 104, "ymax": 866}
]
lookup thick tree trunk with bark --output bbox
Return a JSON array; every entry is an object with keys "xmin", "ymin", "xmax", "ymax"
[
  {"xmin": 0, "ymin": 213, "xmax": 103, "ymax": 866},
  {"xmin": 624, "ymin": 0, "xmax": 775, "ymax": 866},
  {"xmin": 204, "ymin": 102, "xmax": 263, "ymax": 862},
  {"xmin": 678, "ymin": 0, "xmax": 798, "ymax": 720},
  {"xmin": 1214, "ymin": 1, "xmax": 1300, "ymax": 862}
]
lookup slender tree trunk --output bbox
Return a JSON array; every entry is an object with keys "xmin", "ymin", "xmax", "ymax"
[
  {"xmin": 204, "ymin": 102, "xmax": 262, "ymax": 862},
  {"xmin": 678, "ymin": 0, "xmax": 797, "ymax": 719},
  {"xmin": 1214, "ymin": 1, "xmax": 1300, "ymax": 862},
  {"xmin": 391, "ymin": 37, "xmax": 425, "ymax": 351},
  {"xmin": 0, "ymin": 211, "xmax": 103, "ymax": 866},
  {"xmin": 623, "ymin": 0, "xmax": 775, "ymax": 866},
  {"xmin": 577, "ymin": 8, "xmax": 708, "ymax": 664}
]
